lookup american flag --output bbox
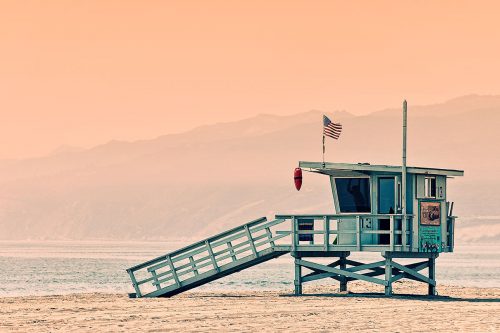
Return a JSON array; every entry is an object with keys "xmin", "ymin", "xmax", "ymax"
[{"xmin": 323, "ymin": 115, "xmax": 342, "ymax": 139}]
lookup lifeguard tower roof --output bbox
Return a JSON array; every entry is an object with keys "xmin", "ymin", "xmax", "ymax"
[{"xmin": 299, "ymin": 161, "xmax": 464, "ymax": 177}]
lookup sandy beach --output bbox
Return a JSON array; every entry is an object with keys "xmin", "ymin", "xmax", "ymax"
[{"xmin": 1, "ymin": 281, "xmax": 498, "ymax": 332}]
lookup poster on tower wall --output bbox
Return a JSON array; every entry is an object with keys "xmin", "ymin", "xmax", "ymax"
[
  {"xmin": 419, "ymin": 201, "xmax": 442, "ymax": 252},
  {"xmin": 420, "ymin": 201, "xmax": 441, "ymax": 226}
]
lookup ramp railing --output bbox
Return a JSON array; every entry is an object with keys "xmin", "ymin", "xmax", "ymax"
[{"xmin": 126, "ymin": 217, "xmax": 291, "ymax": 297}]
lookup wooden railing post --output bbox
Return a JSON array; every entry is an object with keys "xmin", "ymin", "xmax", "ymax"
[
  {"xmin": 323, "ymin": 216, "xmax": 329, "ymax": 251},
  {"xmin": 189, "ymin": 256, "xmax": 199, "ymax": 275},
  {"xmin": 265, "ymin": 227, "xmax": 275, "ymax": 248},
  {"xmin": 244, "ymin": 225, "xmax": 259, "ymax": 258},
  {"xmin": 389, "ymin": 216, "xmax": 394, "ymax": 251},
  {"xmin": 151, "ymin": 270, "xmax": 161, "ymax": 290},
  {"xmin": 166, "ymin": 255, "xmax": 181, "ymax": 287},
  {"xmin": 356, "ymin": 216, "xmax": 361, "ymax": 251},
  {"xmin": 450, "ymin": 217, "xmax": 455, "ymax": 251},
  {"xmin": 291, "ymin": 216, "xmax": 297, "ymax": 251},
  {"xmin": 401, "ymin": 215, "xmax": 407, "ymax": 251},
  {"xmin": 227, "ymin": 242, "xmax": 237, "ymax": 261},
  {"xmin": 127, "ymin": 270, "xmax": 142, "ymax": 298},
  {"xmin": 408, "ymin": 215, "xmax": 411, "ymax": 249},
  {"xmin": 205, "ymin": 240, "xmax": 219, "ymax": 273}
]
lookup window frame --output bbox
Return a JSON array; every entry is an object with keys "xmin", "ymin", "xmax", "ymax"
[
  {"xmin": 377, "ymin": 176, "xmax": 397, "ymax": 215},
  {"xmin": 424, "ymin": 176, "xmax": 437, "ymax": 198},
  {"xmin": 331, "ymin": 176, "xmax": 372, "ymax": 215}
]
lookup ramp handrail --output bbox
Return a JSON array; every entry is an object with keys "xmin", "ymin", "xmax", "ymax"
[{"xmin": 126, "ymin": 217, "xmax": 290, "ymax": 297}]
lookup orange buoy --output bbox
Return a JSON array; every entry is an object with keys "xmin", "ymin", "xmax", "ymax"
[{"xmin": 294, "ymin": 167, "xmax": 302, "ymax": 191}]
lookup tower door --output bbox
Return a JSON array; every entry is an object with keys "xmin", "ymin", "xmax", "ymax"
[{"xmin": 378, "ymin": 177, "xmax": 395, "ymax": 245}]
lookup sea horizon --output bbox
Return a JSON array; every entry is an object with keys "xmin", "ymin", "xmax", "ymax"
[{"xmin": 1, "ymin": 240, "xmax": 499, "ymax": 298}]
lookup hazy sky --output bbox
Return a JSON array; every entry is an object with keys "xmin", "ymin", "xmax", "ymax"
[{"xmin": 1, "ymin": 0, "xmax": 499, "ymax": 159}]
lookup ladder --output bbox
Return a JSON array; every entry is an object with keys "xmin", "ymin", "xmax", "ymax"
[{"xmin": 126, "ymin": 217, "xmax": 291, "ymax": 298}]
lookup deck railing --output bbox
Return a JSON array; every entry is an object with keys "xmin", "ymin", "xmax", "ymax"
[
  {"xmin": 447, "ymin": 216, "xmax": 456, "ymax": 252},
  {"xmin": 276, "ymin": 214, "xmax": 413, "ymax": 253}
]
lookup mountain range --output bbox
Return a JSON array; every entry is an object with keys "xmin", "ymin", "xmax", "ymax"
[{"xmin": 0, "ymin": 94, "xmax": 499, "ymax": 242}]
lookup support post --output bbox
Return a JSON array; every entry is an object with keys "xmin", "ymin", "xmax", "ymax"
[
  {"xmin": 339, "ymin": 254, "xmax": 348, "ymax": 292},
  {"xmin": 384, "ymin": 256, "xmax": 392, "ymax": 296},
  {"xmin": 294, "ymin": 257, "xmax": 302, "ymax": 295},
  {"xmin": 428, "ymin": 256, "xmax": 436, "ymax": 295}
]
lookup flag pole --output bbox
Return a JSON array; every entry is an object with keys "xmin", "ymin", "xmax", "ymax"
[
  {"xmin": 402, "ymin": 100, "xmax": 408, "ymax": 217},
  {"xmin": 322, "ymin": 134, "xmax": 325, "ymax": 168}
]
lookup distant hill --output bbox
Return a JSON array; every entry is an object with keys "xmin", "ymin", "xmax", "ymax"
[{"xmin": 0, "ymin": 95, "xmax": 499, "ymax": 242}]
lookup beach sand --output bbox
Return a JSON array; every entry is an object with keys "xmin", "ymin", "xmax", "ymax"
[{"xmin": 1, "ymin": 281, "xmax": 499, "ymax": 332}]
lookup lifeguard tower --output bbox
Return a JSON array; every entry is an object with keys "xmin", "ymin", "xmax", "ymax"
[{"xmin": 126, "ymin": 102, "xmax": 464, "ymax": 298}]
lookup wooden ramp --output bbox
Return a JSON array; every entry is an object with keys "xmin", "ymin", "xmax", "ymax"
[{"xmin": 126, "ymin": 217, "xmax": 291, "ymax": 298}]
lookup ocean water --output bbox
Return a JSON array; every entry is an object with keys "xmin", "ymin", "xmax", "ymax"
[{"xmin": 0, "ymin": 241, "xmax": 499, "ymax": 297}]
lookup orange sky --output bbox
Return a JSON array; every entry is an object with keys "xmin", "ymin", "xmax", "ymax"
[{"xmin": 1, "ymin": 0, "xmax": 499, "ymax": 159}]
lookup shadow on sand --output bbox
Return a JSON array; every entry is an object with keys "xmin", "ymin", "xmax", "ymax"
[
  {"xmin": 188, "ymin": 292, "xmax": 499, "ymax": 303},
  {"xmin": 280, "ymin": 292, "xmax": 500, "ymax": 303}
]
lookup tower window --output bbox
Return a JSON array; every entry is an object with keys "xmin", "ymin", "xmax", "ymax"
[
  {"xmin": 335, "ymin": 178, "xmax": 371, "ymax": 213},
  {"xmin": 424, "ymin": 176, "xmax": 436, "ymax": 198}
]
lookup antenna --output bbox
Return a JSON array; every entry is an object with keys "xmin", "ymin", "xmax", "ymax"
[{"xmin": 402, "ymin": 100, "xmax": 408, "ymax": 216}]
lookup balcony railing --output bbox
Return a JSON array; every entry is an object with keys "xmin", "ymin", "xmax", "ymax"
[{"xmin": 275, "ymin": 214, "xmax": 413, "ymax": 252}]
